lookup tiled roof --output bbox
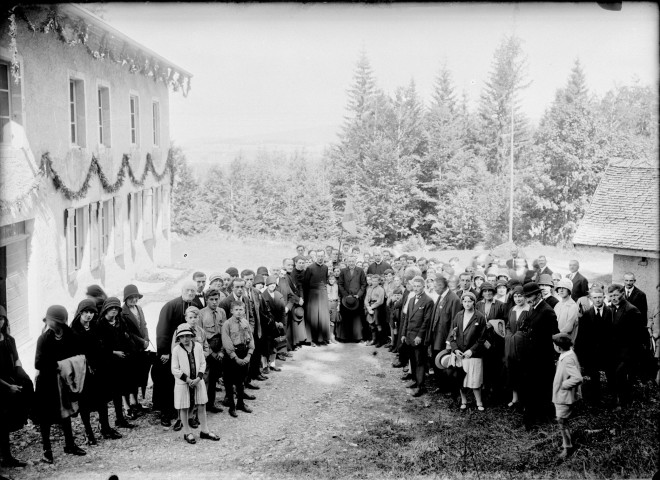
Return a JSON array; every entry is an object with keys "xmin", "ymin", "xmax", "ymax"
[{"xmin": 573, "ymin": 158, "xmax": 660, "ymax": 253}]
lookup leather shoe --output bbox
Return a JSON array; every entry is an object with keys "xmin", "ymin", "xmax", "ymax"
[
  {"xmin": 160, "ymin": 416, "xmax": 172, "ymax": 427},
  {"xmin": 392, "ymin": 361, "xmax": 404, "ymax": 368},
  {"xmin": 245, "ymin": 383, "xmax": 260, "ymax": 390},
  {"xmin": 188, "ymin": 417, "xmax": 199, "ymax": 429},
  {"xmin": 242, "ymin": 393, "xmax": 256, "ymax": 400},
  {"xmin": 237, "ymin": 404, "xmax": 253, "ymax": 413},
  {"xmin": 401, "ymin": 374, "xmax": 413, "ymax": 381},
  {"xmin": 229, "ymin": 408, "xmax": 238, "ymax": 418},
  {"xmin": 200, "ymin": 431, "xmax": 220, "ymax": 441},
  {"xmin": 406, "ymin": 382, "xmax": 419, "ymax": 389},
  {"xmin": 412, "ymin": 387, "xmax": 427, "ymax": 397},
  {"xmin": 173, "ymin": 419, "xmax": 183, "ymax": 432},
  {"xmin": 1, "ymin": 456, "xmax": 27, "ymax": 468},
  {"xmin": 116, "ymin": 419, "xmax": 135, "ymax": 429},
  {"xmin": 207, "ymin": 405, "xmax": 224, "ymax": 413},
  {"xmin": 269, "ymin": 366, "xmax": 282, "ymax": 372},
  {"xmin": 63, "ymin": 445, "xmax": 86, "ymax": 456},
  {"xmin": 101, "ymin": 428, "xmax": 123, "ymax": 440},
  {"xmin": 41, "ymin": 450, "xmax": 54, "ymax": 464},
  {"xmin": 255, "ymin": 374, "xmax": 268, "ymax": 381}
]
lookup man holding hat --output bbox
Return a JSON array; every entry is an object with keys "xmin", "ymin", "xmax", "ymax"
[
  {"xmin": 521, "ymin": 282, "xmax": 560, "ymax": 430},
  {"xmin": 276, "ymin": 258, "xmax": 307, "ymax": 349},
  {"xmin": 337, "ymin": 255, "xmax": 368, "ymax": 342}
]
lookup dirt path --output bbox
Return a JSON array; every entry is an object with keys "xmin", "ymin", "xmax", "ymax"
[{"xmin": 7, "ymin": 337, "xmax": 423, "ymax": 480}]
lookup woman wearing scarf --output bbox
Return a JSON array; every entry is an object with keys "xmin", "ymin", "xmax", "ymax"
[
  {"xmin": 34, "ymin": 305, "xmax": 86, "ymax": 463},
  {"xmin": 96, "ymin": 297, "xmax": 143, "ymax": 430},
  {"xmin": 70, "ymin": 299, "xmax": 122, "ymax": 444},
  {"xmin": 121, "ymin": 284, "xmax": 151, "ymax": 417}
]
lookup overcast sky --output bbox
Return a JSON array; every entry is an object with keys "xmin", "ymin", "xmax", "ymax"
[{"xmin": 101, "ymin": 2, "xmax": 658, "ymax": 145}]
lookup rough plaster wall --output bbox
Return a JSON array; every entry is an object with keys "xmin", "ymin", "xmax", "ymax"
[
  {"xmin": 613, "ymin": 255, "xmax": 660, "ymax": 321},
  {"xmin": 1, "ymin": 28, "xmax": 174, "ymax": 349}
]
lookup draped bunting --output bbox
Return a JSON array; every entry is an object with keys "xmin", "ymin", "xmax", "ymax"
[
  {"xmin": 41, "ymin": 150, "xmax": 175, "ymax": 201},
  {"xmin": 6, "ymin": 5, "xmax": 192, "ymax": 96}
]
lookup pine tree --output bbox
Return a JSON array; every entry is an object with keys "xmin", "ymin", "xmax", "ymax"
[
  {"xmin": 170, "ymin": 145, "xmax": 211, "ymax": 235},
  {"xmin": 477, "ymin": 34, "xmax": 532, "ymax": 176}
]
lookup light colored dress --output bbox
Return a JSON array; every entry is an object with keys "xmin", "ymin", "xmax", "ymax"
[
  {"xmin": 554, "ymin": 298, "xmax": 579, "ymax": 341},
  {"xmin": 171, "ymin": 341, "xmax": 208, "ymax": 409}
]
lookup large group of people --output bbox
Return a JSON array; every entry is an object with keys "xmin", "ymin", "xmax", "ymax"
[{"xmin": 0, "ymin": 244, "xmax": 658, "ymax": 471}]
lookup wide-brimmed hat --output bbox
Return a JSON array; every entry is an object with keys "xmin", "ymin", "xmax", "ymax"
[
  {"xmin": 434, "ymin": 348, "xmax": 452, "ymax": 369},
  {"xmin": 293, "ymin": 306, "xmax": 305, "ymax": 320},
  {"xmin": 342, "ymin": 296, "xmax": 360, "ymax": 311},
  {"xmin": 175, "ymin": 323, "xmax": 194, "ymax": 339},
  {"xmin": 522, "ymin": 282, "xmax": 541, "ymax": 297},
  {"xmin": 266, "ymin": 275, "xmax": 278, "ymax": 286},
  {"xmin": 461, "ymin": 291, "xmax": 477, "ymax": 303},
  {"xmin": 45, "ymin": 305, "xmax": 68, "ymax": 326},
  {"xmin": 86, "ymin": 284, "xmax": 107, "ymax": 299},
  {"xmin": 209, "ymin": 273, "xmax": 223, "ymax": 284},
  {"xmin": 254, "ymin": 274, "xmax": 265, "ymax": 285},
  {"xmin": 556, "ymin": 278, "xmax": 573, "ymax": 293},
  {"xmin": 480, "ymin": 282, "xmax": 496, "ymax": 293},
  {"xmin": 123, "ymin": 284, "xmax": 143, "ymax": 301},
  {"xmin": 538, "ymin": 274, "xmax": 554, "ymax": 287},
  {"xmin": 496, "ymin": 279, "xmax": 508, "ymax": 289},
  {"xmin": 75, "ymin": 298, "xmax": 98, "ymax": 317},
  {"xmin": 100, "ymin": 297, "xmax": 122, "ymax": 317},
  {"xmin": 257, "ymin": 266, "xmax": 269, "ymax": 276}
]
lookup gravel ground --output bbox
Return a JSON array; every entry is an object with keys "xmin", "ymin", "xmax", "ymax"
[{"xmin": 4, "ymin": 336, "xmax": 420, "ymax": 480}]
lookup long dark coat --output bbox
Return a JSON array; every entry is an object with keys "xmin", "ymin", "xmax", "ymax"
[
  {"xmin": 336, "ymin": 267, "xmax": 367, "ymax": 341},
  {"xmin": 34, "ymin": 327, "xmax": 83, "ymax": 424},
  {"xmin": 0, "ymin": 334, "xmax": 33, "ymax": 431},
  {"xmin": 427, "ymin": 289, "xmax": 462, "ymax": 352},
  {"xmin": 95, "ymin": 315, "xmax": 143, "ymax": 396},
  {"xmin": 70, "ymin": 315, "xmax": 111, "ymax": 409}
]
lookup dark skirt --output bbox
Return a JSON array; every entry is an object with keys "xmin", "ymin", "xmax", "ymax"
[
  {"xmin": 305, "ymin": 287, "xmax": 330, "ymax": 343},
  {"xmin": 336, "ymin": 305, "xmax": 363, "ymax": 342}
]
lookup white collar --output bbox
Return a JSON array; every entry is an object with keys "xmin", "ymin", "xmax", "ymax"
[{"xmin": 559, "ymin": 349, "xmax": 573, "ymax": 361}]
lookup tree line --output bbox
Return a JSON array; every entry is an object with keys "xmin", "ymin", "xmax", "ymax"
[{"xmin": 171, "ymin": 34, "xmax": 657, "ymax": 249}]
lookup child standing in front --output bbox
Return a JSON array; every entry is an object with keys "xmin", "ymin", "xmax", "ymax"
[
  {"xmin": 171, "ymin": 324, "xmax": 220, "ymax": 444},
  {"xmin": 365, "ymin": 274, "xmax": 386, "ymax": 347},
  {"xmin": 327, "ymin": 273, "xmax": 339, "ymax": 344},
  {"xmin": 551, "ymin": 332, "xmax": 583, "ymax": 460}
]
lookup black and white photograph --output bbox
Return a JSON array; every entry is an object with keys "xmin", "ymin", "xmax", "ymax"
[{"xmin": 0, "ymin": 2, "xmax": 658, "ymax": 479}]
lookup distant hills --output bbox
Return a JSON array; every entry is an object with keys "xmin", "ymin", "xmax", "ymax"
[{"xmin": 177, "ymin": 124, "xmax": 341, "ymax": 174}]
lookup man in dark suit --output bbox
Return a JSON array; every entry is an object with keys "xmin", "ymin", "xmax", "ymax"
[
  {"xmin": 521, "ymin": 282, "xmax": 560, "ymax": 429},
  {"xmin": 608, "ymin": 283, "xmax": 646, "ymax": 409},
  {"xmin": 536, "ymin": 255, "xmax": 553, "ymax": 280},
  {"xmin": 400, "ymin": 276, "xmax": 434, "ymax": 397},
  {"xmin": 623, "ymin": 272, "xmax": 648, "ymax": 321},
  {"xmin": 567, "ymin": 260, "xmax": 589, "ymax": 302},
  {"xmin": 391, "ymin": 266, "xmax": 421, "ymax": 368},
  {"xmin": 191, "ymin": 271, "xmax": 207, "ymax": 309},
  {"xmin": 456, "ymin": 272, "xmax": 477, "ymax": 300},
  {"xmin": 573, "ymin": 286, "xmax": 613, "ymax": 404},
  {"xmin": 366, "ymin": 249, "xmax": 392, "ymax": 275},
  {"xmin": 427, "ymin": 275, "xmax": 461, "ymax": 391},
  {"xmin": 336, "ymin": 256, "xmax": 367, "ymax": 342}
]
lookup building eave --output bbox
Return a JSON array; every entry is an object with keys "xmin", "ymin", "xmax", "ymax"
[
  {"xmin": 61, "ymin": 4, "xmax": 193, "ymax": 79},
  {"xmin": 573, "ymin": 243, "xmax": 660, "ymax": 259}
]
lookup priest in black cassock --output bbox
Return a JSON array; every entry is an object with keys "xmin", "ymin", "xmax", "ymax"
[
  {"xmin": 153, "ymin": 281, "xmax": 197, "ymax": 426},
  {"xmin": 302, "ymin": 250, "xmax": 331, "ymax": 345}
]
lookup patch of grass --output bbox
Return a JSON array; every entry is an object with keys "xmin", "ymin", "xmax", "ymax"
[{"xmin": 268, "ymin": 382, "xmax": 659, "ymax": 479}]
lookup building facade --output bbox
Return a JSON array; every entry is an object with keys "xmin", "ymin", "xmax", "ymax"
[
  {"xmin": 573, "ymin": 158, "xmax": 659, "ymax": 318},
  {"xmin": 0, "ymin": 5, "xmax": 191, "ymax": 351}
]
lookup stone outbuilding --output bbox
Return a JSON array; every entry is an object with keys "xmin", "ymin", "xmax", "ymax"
[{"xmin": 573, "ymin": 158, "xmax": 659, "ymax": 317}]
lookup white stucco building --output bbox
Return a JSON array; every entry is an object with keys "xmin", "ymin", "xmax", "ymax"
[{"xmin": 0, "ymin": 5, "xmax": 191, "ymax": 353}]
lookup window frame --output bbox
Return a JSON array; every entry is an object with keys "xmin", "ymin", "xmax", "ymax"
[
  {"xmin": 0, "ymin": 60, "xmax": 11, "ymax": 145},
  {"xmin": 68, "ymin": 73, "xmax": 87, "ymax": 148},
  {"xmin": 152, "ymin": 99, "xmax": 161, "ymax": 147},
  {"xmin": 97, "ymin": 81, "xmax": 111, "ymax": 148},
  {"xmin": 129, "ymin": 93, "xmax": 140, "ymax": 146}
]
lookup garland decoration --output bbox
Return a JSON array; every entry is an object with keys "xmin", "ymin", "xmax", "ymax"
[
  {"xmin": 0, "ymin": 163, "xmax": 46, "ymax": 214},
  {"xmin": 41, "ymin": 149, "xmax": 175, "ymax": 201},
  {"xmin": 6, "ymin": 5, "xmax": 191, "ymax": 96}
]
